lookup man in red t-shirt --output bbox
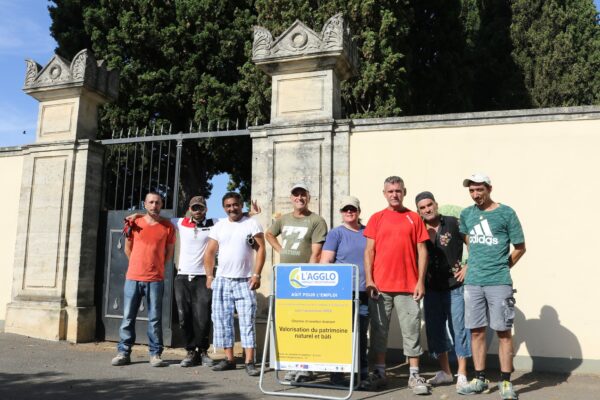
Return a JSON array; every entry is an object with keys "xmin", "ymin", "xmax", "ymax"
[
  {"xmin": 364, "ymin": 176, "xmax": 430, "ymax": 395},
  {"xmin": 111, "ymin": 192, "xmax": 175, "ymax": 368}
]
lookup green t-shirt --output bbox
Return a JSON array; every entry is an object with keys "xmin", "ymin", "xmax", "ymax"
[
  {"xmin": 459, "ymin": 204, "xmax": 524, "ymax": 286},
  {"xmin": 268, "ymin": 212, "xmax": 328, "ymax": 263}
]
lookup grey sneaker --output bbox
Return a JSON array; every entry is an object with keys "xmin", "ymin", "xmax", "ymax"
[
  {"xmin": 457, "ymin": 378, "xmax": 490, "ymax": 395},
  {"xmin": 426, "ymin": 370, "xmax": 453, "ymax": 385},
  {"xmin": 201, "ymin": 352, "xmax": 215, "ymax": 367},
  {"xmin": 366, "ymin": 370, "xmax": 388, "ymax": 390},
  {"xmin": 294, "ymin": 370, "xmax": 315, "ymax": 382},
  {"xmin": 498, "ymin": 380, "xmax": 518, "ymax": 399},
  {"xmin": 111, "ymin": 352, "xmax": 130, "ymax": 366},
  {"xmin": 284, "ymin": 370, "xmax": 297, "ymax": 381},
  {"xmin": 409, "ymin": 375, "xmax": 431, "ymax": 395},
  {"xmin": 150, "ymin": 354, "xmax": 168, "ymax": 367},
  {"xmin": 212, "ymin": 359, "xmax": 236, "ymax": 371},
  {"xmin": 180, "ymin": 350, "xmax": 200, "ymax": 367},
  {"xmin": 245, "ymin": 363, "xmax": 260, "ymax": 377}
]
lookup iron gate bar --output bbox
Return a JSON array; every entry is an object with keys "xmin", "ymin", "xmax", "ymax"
[
  {"xmin": 138, "ymin": 130, "xmax": 146, "ymax": 207},
  {"xmin": 98, "ymin": 128, "xmax": 250, "ymax": 145}
]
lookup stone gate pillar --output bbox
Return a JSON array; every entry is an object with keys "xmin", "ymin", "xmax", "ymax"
[
  {"xmin": 5, "ymin": 50, "xmax": 118, "ymax": 342},
  {"xmin": 250, "ymin": 14, "xmax": 358, "ymax": 306}
]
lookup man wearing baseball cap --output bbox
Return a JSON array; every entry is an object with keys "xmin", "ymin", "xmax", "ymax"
[
  {"xmin": 458, "ymin": 173, "xmax": 526, "ymax": 400},
  {"xmin": 266, "ymin": 182, "xmax": 328, "ymax": 382}
]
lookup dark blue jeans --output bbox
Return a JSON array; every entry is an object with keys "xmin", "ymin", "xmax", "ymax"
[
  {"xmin": 424, "ymin": 285, "xmax": 471, "ymax": 359},
  {"xmin": 117, "ymin": 279, "xmax": 164, "ymax": 356}
]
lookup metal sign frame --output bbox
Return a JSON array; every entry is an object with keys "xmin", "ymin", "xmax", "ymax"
[{"xmin": 259, "ymin": 263, "xmax": 360, "ymax": 400}]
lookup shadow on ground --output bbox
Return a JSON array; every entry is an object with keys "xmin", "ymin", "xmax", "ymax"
[{"xmin": 0, "ymin": 371, "xmax": 252, "ymax": 400}]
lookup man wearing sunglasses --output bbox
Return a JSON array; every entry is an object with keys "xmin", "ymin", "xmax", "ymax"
[{"xmin": 172, "ymin": 196, "xmax": 218, "ymax": 368}]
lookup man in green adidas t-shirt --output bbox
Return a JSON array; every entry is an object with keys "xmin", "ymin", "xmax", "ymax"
[{"xmin": 458, "ymin": 173, "xmax": 526, "ymax": 400}]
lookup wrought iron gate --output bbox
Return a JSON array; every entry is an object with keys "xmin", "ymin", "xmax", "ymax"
[{"xmin": 96, "ymin": 122, "xmax": 251, "ymax": 345}]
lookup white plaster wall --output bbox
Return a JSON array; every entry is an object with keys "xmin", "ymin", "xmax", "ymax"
[
  {"xmin": 0, "ymin": 150, "xmax": 23, "ymax": 325},
  {"xmin": 350, "ymin": 118, "xmax": 600, "ymax": 368}
]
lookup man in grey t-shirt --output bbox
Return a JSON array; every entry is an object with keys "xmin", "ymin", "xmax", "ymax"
[{"xmin": 265, "ymin": 183, "xmax": 327, "ymax": 382}]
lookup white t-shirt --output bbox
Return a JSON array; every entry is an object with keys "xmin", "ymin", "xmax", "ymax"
[
  {"xmin": 208, "ymin": 216, "xmax": 263, "ymax": 278},
  {"xmin": 171, "ymin": 217, "xmax": 219, "ymax": 275}
]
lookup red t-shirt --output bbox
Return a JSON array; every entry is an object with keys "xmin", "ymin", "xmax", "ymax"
[
  {"xmin": 364, "ymin": 208, "xmax": 428, "ymax": 292},
  {"xmin": 126, "ymin": 217, "xmax": 176, "ymax": 282}
]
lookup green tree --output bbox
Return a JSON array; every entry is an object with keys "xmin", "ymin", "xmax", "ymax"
[
  {"xmin": 49, "ymin": 0, "xmax": 257, "ymax": 205},
  {"xmin": 246, "ymin": 0, "xmax": 412, "ymax": 118},
  {"xmin": 404, "ymin": 0, "xmax": 473, "ymax": 114},
  {"xmin": 511, "ymin": 0, "xmax": 600, "ymax": 107}
]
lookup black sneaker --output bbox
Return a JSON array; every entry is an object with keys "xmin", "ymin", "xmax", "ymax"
[
  {"xmin": 212, "ymin": 359, "xmax": 236, "ymax": 371},
  {"xmin": 180, "ymin": 350, "xmax": 200, "ymax": 367},
  {"xmin": 329, "ymin": 372, "xmax": 349, "ymax": 386},
  {"xmin": 245, "ymin": 363, "xmax": 260, "ymax": 376}
]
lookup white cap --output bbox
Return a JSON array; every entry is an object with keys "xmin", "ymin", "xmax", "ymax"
[
  {"xmin": 462, "ymin": 173, "xmax": 491, "ymax": 187},
  {"xmin": 291, "ymin": 183, "xmax": 309, "ymax": 193}
]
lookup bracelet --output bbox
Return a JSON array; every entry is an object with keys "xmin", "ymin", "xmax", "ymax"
[
  {"xmin": 252, "ymin": 273, "xmax": 261, "ymax": 279},
  {"xmin": 206, "ymin": 275, "xmax": 214, "ymax": 279}
]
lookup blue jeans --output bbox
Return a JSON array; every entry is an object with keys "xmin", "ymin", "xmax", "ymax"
[
  {"xmin": 424, "ymin": 285, "xmax": 471, "ymax": 359},
  {"xmin": 117, "ymin": 279, "xmax": 164, "ymax": 356}
]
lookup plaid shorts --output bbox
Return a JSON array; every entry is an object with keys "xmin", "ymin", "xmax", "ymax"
[{"xmin": 211, "ymin": 276, "xmax": 257, "ymax": 349}]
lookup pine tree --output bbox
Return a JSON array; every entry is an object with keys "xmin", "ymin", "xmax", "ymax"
[{"xmin": 511, "ymin": 0, "xmax": 600, "ymax": 107}]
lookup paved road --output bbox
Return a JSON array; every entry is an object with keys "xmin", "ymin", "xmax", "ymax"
[{"xmin": 0, "ymin": 333, "xmax": 598, "ymax": 399}]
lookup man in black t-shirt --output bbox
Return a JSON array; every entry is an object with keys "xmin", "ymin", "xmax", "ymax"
[{"xmin": 416, "ymin": 191, "xmax": 471, "ymax": 391}]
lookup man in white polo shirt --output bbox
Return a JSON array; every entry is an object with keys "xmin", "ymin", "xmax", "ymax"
[{"xmin": 173, "ymin": 196, "xmax": 217, "ymax": 367}]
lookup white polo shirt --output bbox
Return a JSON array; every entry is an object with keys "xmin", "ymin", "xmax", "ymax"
[{"xmin": 171, "ymin": 217, "xmax": 217, "ymax": 275}]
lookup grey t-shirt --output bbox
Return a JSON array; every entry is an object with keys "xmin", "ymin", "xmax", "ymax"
[{"xmin": 269, "ymin": 212, "xmax": 328, "ymax": 263}]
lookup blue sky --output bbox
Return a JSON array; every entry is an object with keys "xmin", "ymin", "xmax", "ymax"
[{"xmin": 1, "ymin": 1, "xmax": 598, "ymax": 214}]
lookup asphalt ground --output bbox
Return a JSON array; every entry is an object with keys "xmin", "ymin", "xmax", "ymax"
[{"xmin": 0, "ymin": 332, "xmax": 598, "ymax": 400}]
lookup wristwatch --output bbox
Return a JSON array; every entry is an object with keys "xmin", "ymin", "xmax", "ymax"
[{"xmin": 252, "ymin": 273, "xmax": 261, "ymax": 279}]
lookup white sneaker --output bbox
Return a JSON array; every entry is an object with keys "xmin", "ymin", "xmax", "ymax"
[
  {"xmin": 456, "ymin": 374, "xmax": 468, "ymax": 391},
  {"xmin": 426, "ymin": 370, "xmax": 453, "ymax": 385}
]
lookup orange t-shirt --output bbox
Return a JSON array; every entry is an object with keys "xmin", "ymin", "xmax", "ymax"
[
  {"xmin": 126, "ymin": 217, "xmax": 176, "ymax": 282},
  {"xmin": 363, "ymin": 208, "xmax": 429, "ymax": 292}
]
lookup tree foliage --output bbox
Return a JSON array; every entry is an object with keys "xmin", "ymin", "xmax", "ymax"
[
  {"xmin": 511, "ymin": 0, "xmax": 600, "ymax": 107},
  {"xmin": 48, "ymin": 0, "xmax": 600, "ymax": 201}
]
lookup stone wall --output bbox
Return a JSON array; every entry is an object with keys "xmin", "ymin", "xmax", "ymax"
[
  {"xmin": 0, "ymin": 148, "xmax": 24, "ymax": 330},
  {"xmin": 347, "ymin": 106, "xmax": 600, "ymax": 373}
]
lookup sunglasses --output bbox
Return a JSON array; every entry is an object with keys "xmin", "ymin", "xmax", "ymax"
[
  {"xmin": 191, "ymin": 205, "xmax": 206, "ymax": 212},
  {"xmin": 340, "ymin": 206, "xmax": 358, "ymax": 213}
]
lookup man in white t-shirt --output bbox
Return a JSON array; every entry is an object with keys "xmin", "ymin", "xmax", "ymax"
[{"xmin": 204, "ymin": 192, "xmax": 266, "ymax": 377}]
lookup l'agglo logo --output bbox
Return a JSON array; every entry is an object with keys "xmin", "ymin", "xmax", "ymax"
[{"xmin": 289, "ymin": 267, "xmax": 339, "ymax": 288}]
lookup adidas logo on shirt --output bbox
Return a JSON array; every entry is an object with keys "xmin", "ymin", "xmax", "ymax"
[{"xmin": 469, "ymin": 219, "xmax": 499, "ymax": 246}]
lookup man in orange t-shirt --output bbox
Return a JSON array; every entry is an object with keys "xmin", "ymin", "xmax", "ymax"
[
  {"xmin": 364, "ymin": 176, "xmax": 430, "ymax": 395},
  {"xmin": 111, "ymin": 192, "xmax": 175, "ymax": 368}
]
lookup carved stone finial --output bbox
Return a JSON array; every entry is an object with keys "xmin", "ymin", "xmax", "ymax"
[
  {"xmin": 252, "ymin": 13, "xmax": 358, "ymax": 80},
  {"xmin": 253, "ymin": 26, "xmax": 273, "ymax": 57},
  {"xmin": 321, "ymin": 13, "xmax": 344, "ymax": 49},
  {"xmin": 24, "ymin": 59, "xmax": 42, "ymax": 87},
  {"xmin": 23, "ymin": 49, "xmax": 119, "ymax": 102}
]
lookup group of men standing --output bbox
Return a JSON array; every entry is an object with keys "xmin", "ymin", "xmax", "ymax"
[{"xmin": 110, "ymin": 172, "xmax": 525, "ymax": 400}]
